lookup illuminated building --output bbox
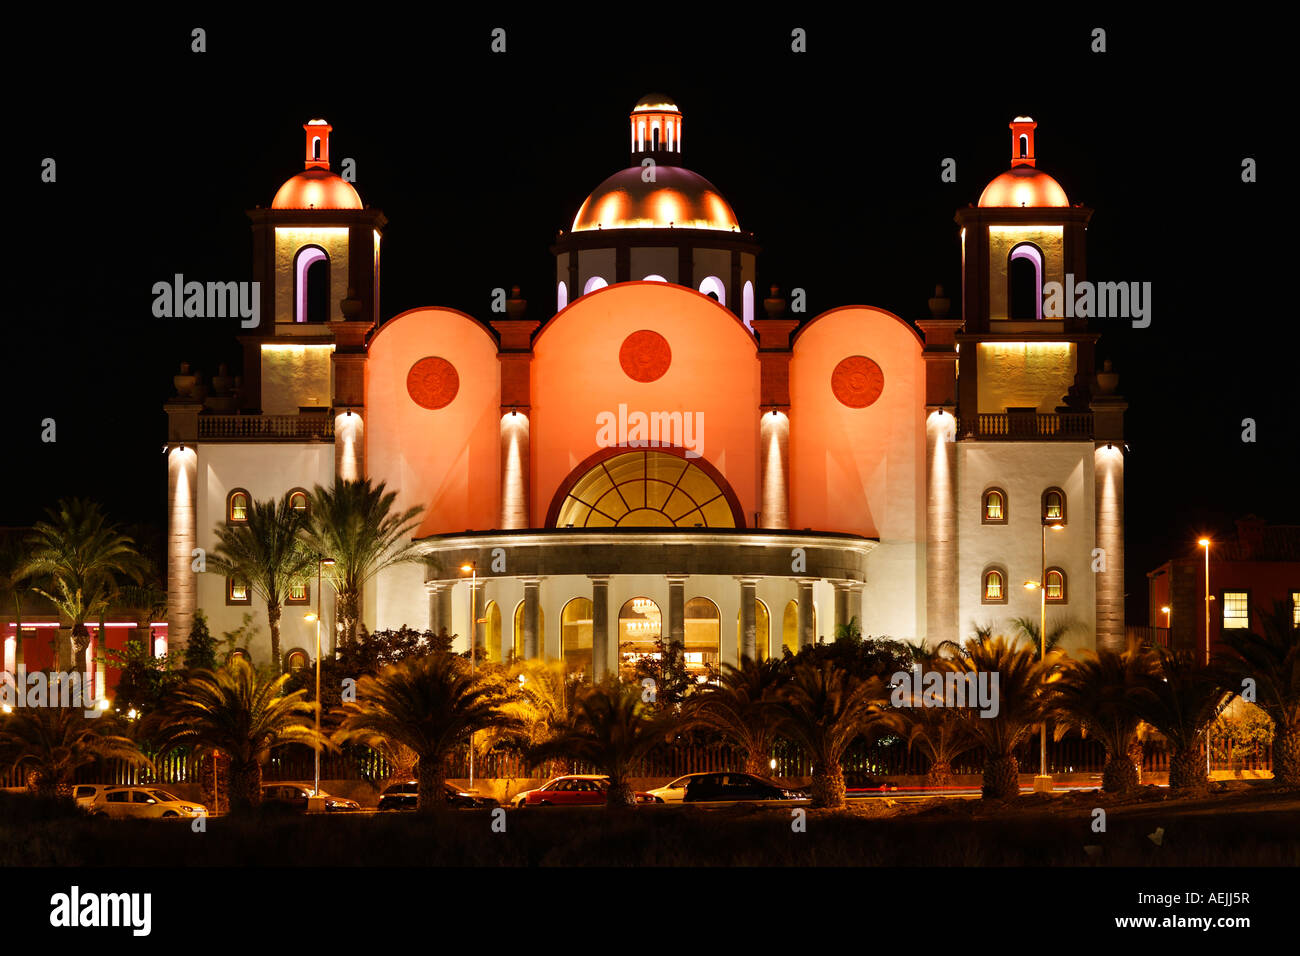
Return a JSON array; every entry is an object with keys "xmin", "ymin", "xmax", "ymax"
[{"xmin": 160, "ymin": 101, "xmax": 1127, "ymax": 676}]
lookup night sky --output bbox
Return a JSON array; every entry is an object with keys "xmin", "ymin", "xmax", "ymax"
[{"xmin": 8, "ymin": 13, "xmax": 1290, "ymax": 623}]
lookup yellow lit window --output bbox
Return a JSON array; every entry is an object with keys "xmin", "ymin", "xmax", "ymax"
[
  {"xmin": 985, "ymin": 490, "xmax": 1004, "ymax": 521},
  {"xmin": 1293, "ymin": 592, "xmax": 1300, "ymax": 626},
  {"xmin": 1044, "ymin": 490, "xmax": 1063, "ymax": 521},
  {"xmin": 984, "ymin": 571, "xmax": 1003, "ymax": 601},
  {"xmin": 289, "ymin": 491, "xmax": 308, "ymax": 512},
  {"xmin": 229, "ymin": 577, "xmax": 248, "ymax": 602},
  {"xmin": 289, "ymin": 582, "xmax": 306, "ymax": 602},
  {"xmin": 229, "ymin": 492, "xmax": 249, "ymax": 522},
  {"xmin": 1046, "ymin": 569, "xmax": 1065, "ymax": 602},
  {"xmin": 1222, "ymin": 591, "xmax": 1249, "ymax": 629}
]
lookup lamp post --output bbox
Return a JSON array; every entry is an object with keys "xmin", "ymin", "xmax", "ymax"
[
  {"xmin": 1025, "ymin": 518, "xmax": 1065, "ymax": 792},
  {"xmin": 306, "ymin": 557, "xmax": 335, "ymax": 811},
  {"xmin": 1198, "ymin": 538, "xmax": 1212, "ymax": 777},
  {"xmin": 461, "ymin": 561, "xmax": 477, "ymax": 791}
]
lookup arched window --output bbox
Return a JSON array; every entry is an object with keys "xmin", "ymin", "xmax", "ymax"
[
  {"xmin": 556, "ymin": 281, "xmax": 568, "ymax": 311},
  {"xmin": 311, "ymin": 136, "xmax": 322, "ymax": 161},
  {"xmin": 294, "ymin": 245, "xmax": 330, "ymax": 324},
  {"xmin": 642, "ymin": 274, "xmax": 667, "ymax": 282},
  {"xmin": 651, "ymin": 124, "xmax": 660, "ymax": 150},
  {"xmin": 1007, "ymin": 243, "xmax": 1043, "ymax": 320},
  {"xmin": 698, "ymin": 276, "xmax": 726, "ymax": 306},
  {"xmin": 737, "ymin": 599, "xmax": 770, "ymax": 662},
  {"xmin": 982, "ymin": 567, "xmax": 1008, "ymax": 604},
  {"xmin": 226, "ymin": 649, "xmax": 249, "ymax": 666},
  {"xmin": 742, "ymin": 280, "xmax": 754, "ymax": 332},
  {"xmin": 560, "ymin": 598, "xmax": 593, "ymax": 678},
  {"xmin": 684, "ymin": 597, "xmax": 720, "ymax": 678},
  {"xmin": 982, "ymin": 487, "xmax": 1007, "ymax": 524},
  {"xmin": 1045, "ymin": 568, "xmax": 1067, "ymax": 603},
  {"xmin": 512, "ymin": 600, "xmax": 546, "ymax": 660},
  {"xmin": 583, "ymin": 276, "xmax": 608, "ymax": 295},
  {"xmin": 481, "ymin": 600, "xmax": 501, "ymax": 663},
  {"xmin": 288, "ymin": 489, "xmax": 309, "ymax": 514},
  {"xmin": 552, "ymin": 450, "xmax": 741, "ymax": 529},
  {"xmin": 1019, "ymin": 133, "xmax": 1029, "ymax": 159},
  {"xmin": 618, "ymin": 597, "xmax": 661, "ymax": 677},
  {"xmin": 1042, "ymin": 487, "xmax": 1066, "ymax": 523},
  {"xmin": 286, "ymin": 580, "xmax": 309, "ymax": 605},
  {"xmin": 782, "ymin": 600, "xmax": 798, "ymax": 654},
  {"xmin": 227, "ymin": 489, "xmax": 250, "ymax": 524},
  {"xmin": 286, "ymin": 649, "xmax": 309, "ymax": 672},
  {"xmin": 227, "ymin": 576, "xmax": 251, "ymax": 605}
]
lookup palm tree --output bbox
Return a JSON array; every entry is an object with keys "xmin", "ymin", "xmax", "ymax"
[
  {"xmin": 149, "ymin": 658, "xmax": 322, "ymax": 813},
  {"xmin": 530, "ymin": 679, "xmax": 682, "ymax": 807},
  {"xmin": 954, "ymin": 635, "xmax": 1059, "ymax": 800},
  {"xmin": 300, "ymin": 479, "xmax": 424, "ymax": 648},
  {"xmin": 889, "ymin": 657, "xmax": 980, "ymax": 787},
  {"xmin": 1009, "ymin": 615, "xmax": 1079, "ymax": 658},
  {"xmin": 24, "ymin": 499, "xmax": 144, "ymax": 674},
  {"xmin": 207, "ymin": 494, "xmax": 317, "ymax": 672},
  {"xmin": 771, "ymin": 658, "xmax": 889, "ymax": 808},
  {"xmin": 1050, "ymin": 647, "xmax": 1154, "ymax": 793},
  {"xmin": 0, "ymin": 706, "xmax": 150, "ymax": 798},
  {"xmin": 1132, "ymin": 647, "xmax": 1234, "ymax": 793},
  {"xmin": 902, "ymin": 638, "xmax": 964, "ymax": 668},
  {"xmin": 689, "ymin": 656, "xmax": 787, "ymax": 775},
  {"xmin": 334, "ymin": 654, "xmax": 518, "ymax": 814},
  {"xmin": 1216, "ymin": 599, "xmax": 1299, "ymax": 786},
  {"xmin": 0, "ymin": 535, "xmax": 34, "ymax": 680},
  {"xmin": 482, "ymin": 658, "xmax": 578, "ymax": 777}
]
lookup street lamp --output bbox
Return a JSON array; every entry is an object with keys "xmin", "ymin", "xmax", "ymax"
[
  {"xmin": 1198, "ymin": 538, "xmax": 1212, "ymax": 777},
  {"xmin": 461, "ymin": 561, "xmax": 477, "ymax": 791},
  {"xmin": 305, "ymin": 557, "xmax": 336, "ymax": 810},
  {"xmin": 1024, "ymin": 517, "xmax": 1065, "ymax": 792}
]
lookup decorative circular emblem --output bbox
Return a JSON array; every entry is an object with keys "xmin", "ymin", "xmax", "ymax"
[
  {"xmin": 406, "ymin": 356, "xmax": 459, "ymax": 410},
  {"xmin": 831, "ymin": 355, "xmax": 885, "ymax": 408},
  {"xmin": 619, "ymin": 330, "xmax": 672, "ymax": 383}
]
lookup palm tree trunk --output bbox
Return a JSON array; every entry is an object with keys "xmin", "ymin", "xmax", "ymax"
[
  {"xmin": 606, "ymin": 771, "xmax": 637, "ymax": 808},
  {"xmin": 416, "ymin": 753, "xmax": 445, "ymax": 814},
  {"xmin": 1128, "ymin": 737, "xmax": 1144, "ymax": 785},
  {"xmin": 742, "ymin": 749, "xmax": 768, "ymax": 776},
  {"xmin": 267, "ymin": 601, "xmax": 282, "ymax": 673},
  {"xmin": 338, "ymin": 590, "xmax": 360, "ymax": 647},
  {"xmin": 1101, "ymin": 751, "xmax": 1139, "ymax": 793},
  {"xmin": 228, "ymin": 759, "xmax": 263, "ymax": 814},
  {"xmin": 810, "ymin": 760, "xmax": 846, "ymax": 808},
  {"xmin": 1271, "ymin": 723, "xmax": 1300, "ymax": 787},
  {"xmin": 1168, "ymin": 744, "xmax": 1208, "ymax": 793},
  {"xmin": 927, "ymin": 758, "xmax": 954, "ymax": 788},
  {"xmin": 982, "ymin": 752, "xmax": 1019, "ymax": 799}
]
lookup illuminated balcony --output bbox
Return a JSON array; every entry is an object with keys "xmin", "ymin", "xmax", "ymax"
[{"xmin": 960, "ymin": 410, "xmax": 1093, "ymax": 441}]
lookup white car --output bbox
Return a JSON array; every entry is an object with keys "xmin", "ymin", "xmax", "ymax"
[
  {"xmin": 646, "ymin": 773, "xmax": 710, "ymax": 803},
  {"xmin": 91, "ymin": 787, "xmax": 208, "ymax": 819},
  {"xmin": 72, "ymin": 784, "xmax": 114, "ymax": 811}
]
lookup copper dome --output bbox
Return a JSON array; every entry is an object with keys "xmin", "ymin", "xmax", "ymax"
[
  {"xmin": 572, "ymin": 167, "xmax": 739, "ymax": 232},
  {"xmin": 978, "ymin": 166, "xmax": 1069, "ymax": 208},
  {"xmin": 272, "ymin": 168, "xmax": 363, "ymax": 210}
]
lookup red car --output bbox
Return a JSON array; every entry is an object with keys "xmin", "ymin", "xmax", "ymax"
[{"xmin": 517, "ymin": 775, "xmax": 662, "ymax": 807}]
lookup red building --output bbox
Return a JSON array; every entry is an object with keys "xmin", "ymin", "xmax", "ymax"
[{"xmin": 1146, "ymin": 516, "xmax": 1300, "ymax": 660}]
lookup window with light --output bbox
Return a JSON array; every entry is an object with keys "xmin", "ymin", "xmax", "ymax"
[{"xmin": 1222, "ymin": 591, "xmax": 1249, "ymax": 629}]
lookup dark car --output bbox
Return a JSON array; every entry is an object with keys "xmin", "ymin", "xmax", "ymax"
[
  {"xmin": 682, "ymin": 772, "xmax": 808, "ymax": 804},
  {"xmin": 377, "ymin": 781, "xmax": 499, "ymax": 810},
  {"xmin": 260, "ymin": 783, "xmax": 360, "ymax": 812}
]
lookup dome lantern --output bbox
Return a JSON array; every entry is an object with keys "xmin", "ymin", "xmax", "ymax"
[{"xmin": 630, "ymin": 93, "xmax": 683, "ymax": 164}]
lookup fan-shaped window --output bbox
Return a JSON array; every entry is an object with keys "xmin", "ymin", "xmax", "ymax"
[
  {"xmin": 737, "ymin": 599, "xmax": 770, "ymax": 662},
  {"xmin": 561, "ymin": 598, "xmax": 593, "ymax": 678},
  {"xmin": 1045, "ymin": 568, "xmax": 1067, "ymax": 603},
  {"xmin": 618, "ymin": 597, "xmax": 662, "ymax": 677},
  {"xmin": 982, "ymin": 487, "xmax": 1007, "ymax": 524},
  {"xmin": 227, "ymin": 489, "xmax": 250, "ymax": 524},
  {"xmin": 982, "ymin": 567, "xmax": 1007, "ymax": 604},
  {"xmin": 553, "ymin": 450, "xmax": 740, "ymax": 529},
  {"xmin": 1042, "ymin": 487, "xmax": 1066, "ymax": 523}
]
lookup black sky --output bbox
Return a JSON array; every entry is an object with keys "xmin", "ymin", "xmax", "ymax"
[{"xmin": 7, "ymin": 12, "xmax": 1293, "ymax": 623}]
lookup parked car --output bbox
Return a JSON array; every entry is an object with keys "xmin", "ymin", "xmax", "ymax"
[
  {"xmin": 377, "ymin": 781, "xmax": 499, "ymax": 810},
  {"xmin": 260, "ymin": 783, "xmax": 360, "ymax": 812},
  {"xmin": 91, "ymin": 787, "xmax": 208, "ymax": 819},
  {"xmin": 516, "ymin": 774, "xmax": 663, "ymax": 807},
  {"xmin": 72, "ymin": 784, "xmax": 114, "ymax": 812},
  {"xmin": 646, "ymin": 773, "xmax": 711, "ymax": 803},
  {"xmin": 682, "ymin": 772, "xmax": 808, "ymax": 804}
]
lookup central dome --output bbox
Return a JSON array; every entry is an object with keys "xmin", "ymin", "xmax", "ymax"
[
  {"xmin": 272, "ymin": 168, "xmax": 363, "ymax": 210},
  {"xmin": 572, "ymin": 166, "xmax": 740, "ymax": 232},
  {"xmin": 978, "ymin": 166, "xmax": 1069, "ymax": 208}
]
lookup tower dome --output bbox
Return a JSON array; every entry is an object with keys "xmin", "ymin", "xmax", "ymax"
[
  {"xmin": 978, "ymin": 117, "xmax": 1069, "ymax": 208},
  {"xmin": 272, "ymin": 119, "xmax": 363, "ymax": 210}
]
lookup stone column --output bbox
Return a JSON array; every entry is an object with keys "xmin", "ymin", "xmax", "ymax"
[
  {"xmin": 925, "ymin": 408, "xmax": 958, "ymax": 645},
  {"xmin": 831, "ymin": 579, "xmax": 864, "ymax": 638},
  {"xmin": 499, "ymin": 411, "xmax": 530, "ymax": 529},
  {"xmin": 522, "ymin": 578, "xmax": 541, "ymax": 659},
  {"xmin": 759, "ymin": 412, "xmax": 790, "ymax": 528},
  {"xmin": 425, "ymin": 582, "xmax": 450, "ymax": 637},
  {"xmin": 165, "ymin": 445, "xmax": 198, "ymax": 656},
  {"xmin": 796, "ymin": 580, "xmax": 815, "ymax": 648},
  {"xmin": 334, "ymin": 410, "xmax": 364, "ymax": 481},
  {"xmin": 738, "ymin": 577, "xmax": 759, "ymax": 661},
  {"xmin": 667, "ymin": 575, "xmax": 688, "ymax": 647},
  {"xmin": 590, "ymin": 576, "xmax": 610, "ymax": 679},
  {"xmin": 1094, "ymin": 444, "xmax": 1126, "ymax": 651}
]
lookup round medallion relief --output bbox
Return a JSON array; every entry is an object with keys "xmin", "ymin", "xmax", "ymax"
[
  {"xmin": 831, "ymin": 355, "xmax": 885, "ymax": 408},
  {"xmin": 406, "ymin": 356, "xmax": 460, "ymax": 409},
  {"xmin": 619, "ymin": 329, "xmax": 672, "ymax": 383}
]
